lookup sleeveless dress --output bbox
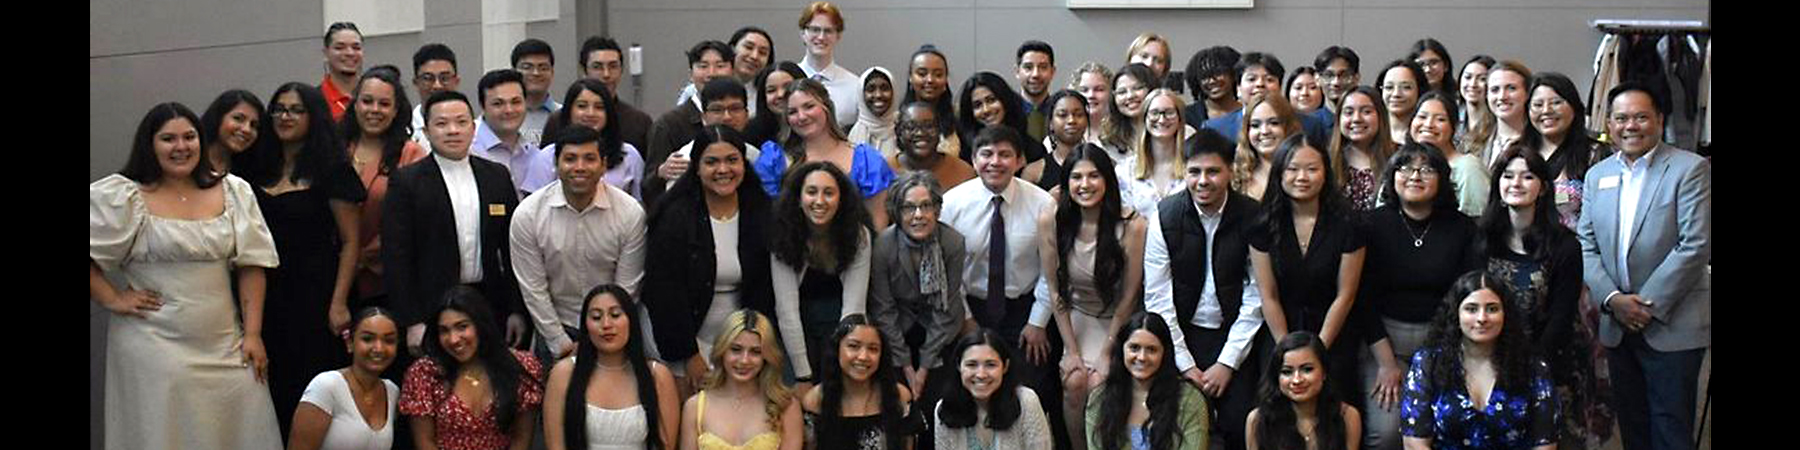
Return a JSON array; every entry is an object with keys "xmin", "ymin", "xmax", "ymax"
[
  {"xmin": 584, "ymin": 404, "xmax": 649, "ymax": 450},
  {"xmin": 90, "ymin": 174, "xmax": 283, "ymax": 450},
  {"xmin": 1062, "ymin": 214, "xmax": 1135, "ymax": 369},
  {"xmin": 697, "ymin": 392, "xmax": 781, "ymax": 450}
]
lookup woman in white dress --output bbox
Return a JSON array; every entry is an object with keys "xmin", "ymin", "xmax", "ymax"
[
  {"xmin": 544, "ymin": 284, "xmax": 682, "ymax": 450},
  {"xmin": 89, "ymin": 102, "xmax": 283, "ymax": 450},
  {"xmin": 289, "ymin": 307, "xmax": 402, "ymax": 450}
]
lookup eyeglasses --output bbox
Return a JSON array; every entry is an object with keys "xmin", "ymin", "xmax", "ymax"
[
  {"xmin": 1609, "ymin": 113, "xmax": 1655, "ymax": 126},
  {"xmin": 516, "ymin": 63, "xmax": 552, "ymax": 75},
  {"xmin": 899, "ymin": 121, "xmax": 938, "ymax": 135},
  {"xmin": 1397, "ymin": 165, "xmax": 1439, "ymax": 177},
  {"xmin": 704, "ymin": 104, "xmax": 748, "ymax": 115},
  {"xmin": 802, "ymin": 26, "xmax": 839, "ymax": 36},
  {"xmin": 417, "ymin": 72, "xmax": 456, "ymax": 86},
  {"xmin": 270, "ymin": 104, "xmax": 308, "ymax": 118},
  {"xmin": 1415, "ymin": 58, "xmax": 1446, "ymax": 70},
  {"xmin": 1147, "ymin": 109, "xmax": 1178, "ymax": 120},
  {"xmin": 899, "ymin": 201, "xmax": 938, "ymax": 215}
]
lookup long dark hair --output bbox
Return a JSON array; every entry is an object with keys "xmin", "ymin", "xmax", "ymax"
[
  {"xmin": 955, "ymin": 72, "xmax": 1027, "ymax": 147},
  {"xmin": 1258, "ymin": 133, "xmax": 1345, "ymax": 270},
  {"xmin": 1406, "ymin": 38, "xmax": 1457, "ymax": 101},
  {"xmin": 1421, "ymin": 271, "xmax": 1532, "ymax": 395},
  {"xmin": 937, "ymin": 329, "xmax": 1023, "ymax": 430},
  {"xmin": 770, "ymin": 161, "xmax": 869, "ymax": 271},
  {"xmin": 1254, "ymin": 331, "xmax": 1349, "ymax": 450},
  {"xmin": 563, "ymin": 284, "xmax": 666, "ymax": 450},
  {"xmin": 1053, "ymin": 144, "xmax": 1126, "ymax": 313},
  {"xmin": 541, "ymin": 78, "xmax": 626, "ymax": 168},
  {"xmin": 120, "ymin": 102, "xmax": 221, "ymax": 189},
  {"xmin": 1327, "ymin": 86, "xmax": 1394, "ymax": 190},
  {"xmin": 747, "ymin": 61, "xmax": 806, "ymax": 147},
  {"xmin": 201, "ymin": 89, "xmax": 266, "ymax": 174},
  {"xmin": 1520, "ymin": 72, "xmax": 1605, "ymax": 181},
  {"xmin": 420, "ymin": 287, "xmax": 528, "ymax": 435},
  {"xmin": 243, "ymin": 82, "xmax": 346, "ymax": 187},
  {"xmin": 1108, "ymin": 63, "xmax": 1158, "ymax": 147},
  {"xmin": 649, "ymin": 125, "xmax": 771, "ymax": 226},
  {"xmin": 1094, "ymin": 314, "xmax": 1189, "ymax": 450},
  {"xmin": 903, "ymin": 45, "xmax": 956, "ymax": 139},
  {"xmin": 339, "ymin": 65, "xmax": 414, "ymax": 176},
  {"xmin": 1478, "ymin": 143, "xmax": 1572, "ymax": 268},
  {"xmin": 816, "ymin": 314, "xmax": 906, "ymax": 450}
]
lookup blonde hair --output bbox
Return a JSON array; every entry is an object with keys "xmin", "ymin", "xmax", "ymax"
[
  {"xmin": 702, "ymin": 309, "xmax": 793, "ymax": 433},
  {"xmin": 1125, "ymin": 33, "xmax": 1172, "ymax": 74},
  {"xmin": 1065, "ymin": 61, "xmax": 1121, "ymax": 147},
  {"xmin": 1463, "ymin": 60, "xmax": 1532, "ymax": 159},
  {"xmin": 1131, "ymin": 89, "xmax": 1189, "ymax": 181},
  {"xmin": 1233, "ymin": 94, "xmax": 1301, "ymax": 193}
]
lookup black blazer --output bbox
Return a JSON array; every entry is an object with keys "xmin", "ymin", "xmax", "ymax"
[
  {"xmin": 641, "ymin": 103, "xmax": 705, "ymax": 207},
  {"xmin": 1157, "ymin": 190, "xmax": 1262, "ymax": 332},
  {"xmin": 381, "ymin": 155, "xmax": 524, "ymax": 328},
  {"xmin": 640, "ymin": 192, "xmax": 776, "ymax": 362}
]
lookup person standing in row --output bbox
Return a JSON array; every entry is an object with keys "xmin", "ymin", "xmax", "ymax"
[{"xmin": 320, "ymin": 22, "xmax": 363, "ymax": 121}]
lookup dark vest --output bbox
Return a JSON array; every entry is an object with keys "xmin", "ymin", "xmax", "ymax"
[{"xmin": 1157, "ymin": 190, "xmax": 1261, "ymax": 331}]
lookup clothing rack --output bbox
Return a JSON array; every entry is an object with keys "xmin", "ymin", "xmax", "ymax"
[{"xmin": 1592, "ymin": 19, "xmax": 1709, "ymax": 35}]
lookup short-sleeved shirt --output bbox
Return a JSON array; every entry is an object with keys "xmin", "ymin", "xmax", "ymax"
[
  {"xmin": 754, "ymin": 141, "xmax": 895, "ymax": 199},
  {"xmin": 399, "ymin": 350, "xmax": 545, "ymax": 450},
  {"xmin": 299, "ymin": 370, "xmax": 399, "ymax": 450},
  {"xmin": 1400, "ymin": 348, "xmax": 1559, "ymax": 449},
  {"xmin": 1248, "ymin": 210, "xmax": 1365, "ymax": 333}
]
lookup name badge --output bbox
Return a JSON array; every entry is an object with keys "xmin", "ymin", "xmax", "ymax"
[
  {"xmin": 488, "ymin": 204, "xmax": 507, "ymax": 216},
  {"xmin": 1554, "ymin": 191, "xmax": 1571, "ymax": 205},
  {"xmin": 1597, "ymin": 176, "xmax": 1620, "ymax": 190}
]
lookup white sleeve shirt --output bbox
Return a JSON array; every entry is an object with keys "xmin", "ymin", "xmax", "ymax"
[
  {"xmin": 940, "ymin": 179, "xmax": 1055, "ymax": 327},
  {"xmin": 435, "ymin": 153, "xmax": 484, "ymax": 284},
  {"xmin": 1616, "ymin": 147, "xmax": 1660, "ymax": 292},
  {"xmin": 1147, "ymin": 196, "xmax": 1265, "ymax": 372}
]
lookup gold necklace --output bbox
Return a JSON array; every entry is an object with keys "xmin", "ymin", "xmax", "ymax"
[{"xmin": 461, "ymin": 369, "xmax": 484, "ymax": 387}]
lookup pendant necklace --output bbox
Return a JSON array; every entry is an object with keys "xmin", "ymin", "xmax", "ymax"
[{"xmin": 1400, "ymin": 209, "xmax": 1432, "ymax": 248}]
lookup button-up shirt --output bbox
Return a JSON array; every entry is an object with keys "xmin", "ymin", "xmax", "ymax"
[
  {"xmin": 410, "ymin": 104, "xmax": 435, "ymax": 154},
  {"xmin": 510, "ymin": 180, "xmax": 647, "ymax": 352},
  {"xmin": 1616, "ymin": 146, "xmax": 1660, "ymax": 292},
  {"xmin": 521, "ymin": 97, "xmax": 562, "ymax": 151},
  {"xmin": 940, "ymin": 178, "xmax": 1054, "ymax": 327},
  {"xmin": 435, "ymin": 153, "xmax": 483, "ymax": 284},
  {"xmin": 1143, "ymin": 195, "xmax": 1265, "ymax": 371},
  {"xmin": 471, "ymin": 119, "xmax": 543, "ymax": 195},
  {"xmin": 800, "ymin": 56, "xmax": 862, "ymax": 127}
]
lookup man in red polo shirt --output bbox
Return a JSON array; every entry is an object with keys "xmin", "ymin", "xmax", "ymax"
[{"xmin": 320, "ymin": 22, "xmax": 364, "ymax": 121}]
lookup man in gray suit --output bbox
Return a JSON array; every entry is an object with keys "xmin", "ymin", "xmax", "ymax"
[{"xmin": 1578, "ymin": 81, "xmax": 1710, "ymax": 450}]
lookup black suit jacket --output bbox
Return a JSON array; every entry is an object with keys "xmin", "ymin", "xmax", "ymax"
[
  {"xmin": 1157, "ymin": 190, "xmax": 1262, "ymax": 331},
  {"xmin": 641, "ymin": 102, "xmax": 705, "ymax": 207},
  {"xmin": 381, "ymin": 155, "xmax": 524, "ymax": 327}
]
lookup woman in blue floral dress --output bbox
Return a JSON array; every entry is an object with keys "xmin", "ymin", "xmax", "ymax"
[{"xmin": 1400, "ymin": 271, "xmax": 1557, "ymax": 450}]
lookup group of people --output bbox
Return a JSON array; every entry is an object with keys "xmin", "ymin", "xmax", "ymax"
[{"xmin": 90, "ymin": 2, "xmax": 1711, "ymax": 450}]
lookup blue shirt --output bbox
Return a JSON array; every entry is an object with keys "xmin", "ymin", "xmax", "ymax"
[
  {"xmin": 1200, "ymin": 106, "xmax": 1335, "ymax": 146},
  {"xmin": 754, "ymin": 141, "xmax": 896, "ymax": 199}
]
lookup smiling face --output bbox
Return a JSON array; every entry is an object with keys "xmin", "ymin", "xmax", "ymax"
[
  {"xmin": 1459, "ymin": 62, "xmax": 1489, "ymax": 109},
  {"xmin": 863, "ymin": 75, "xmax": 894, "ymax": 118},
  {"xmin": 1122, "ymin": 329, "xmax": 1164, "ymax": 382},
  {"xmin": 272, "ymin": 91, "xmax": 310, "ymax": 143},
  {"xmin": 586, "ymin": 292, "xmax": 631, "ymax": 355},
  {"xmin": 1288, "ymin": 73, "xmax": 1322, "ymax": 111},
  {"xmin": 1381, "ymin": 66, "xmax": 1420, "ymax": 118},
  {"xmin": 570, "ymin": 88, "xmax": 609, "ymax": 131},
  {"xmin": 416, "ymin": 59, "xmax": 460, "ymax": 100},
  {"xmin": 799, "ymin": 170, "xmax": 841, "ymax": 228},
  {"xmin": 910, "ymin": 53, "xmax": 949, "ymax": 103},
  {"xmin": 898, "ymin": 105, "xmax": 941, "ymax": 159},
  {"xmin": 326, "ymin": 29, "xmax": 363, "ymax": 76},
  {"xmin": 436, "ymin": 309, "xmax": 479, "ymax": 363},
  {"xmin": 1320, "ymin": 59, "xmax": 1358, "ymax": 106},
  {"xmin": 1066, "ymin": 160, "xmax": 1107, "ymax": 209},
  {"xmin": 698, "ymin": 142, "xmax": 745, "ymax": 197},
  {"xmin": 426, "ymin": 100, "xmax": 475, "ymax": 160},
  {"xmin": 971, "ymin": 86, "xmax": 1006, "ymax": 128},
  {"xmin": 482, "ymin": 81, "xmax": 527, "ymax": 135},
  {"xmin": 801, "ymin": 15, "xmax": 840, "ymax": 59},
  {"xmin": 1414, "ymin": 49, "xmax": 1447, "ymax": 92},
  {"xmin": 785, "ymin": 90, "xmax": 832, "ymax": 138},
  {"xmin": 1458, "ymin": 288, "xmax": 1505, "ymax": 346},
  {"xmin": 1077, "ymin": 71, "xmax": 1113, "ymax": 118},
  {"xmin": 1248, "ymin": 101, "xmax": 1289, "ymax": 156},
  {"xmin": 1607, "ymin": 91, "xmax": 1663, "ymax": 157},
  {"xmin": 1146, "ymin": 94, "xmax": 1180, "ymax": 139},
  {"xmin": 1016, "ymin": 51, "xmax": 1055, "ymax": 99},
  {"xmin": 355, "ymin": 78, "xmax": 398, "ymax": 136},
  {"xmin": 1394, "ymin": 156, "xmax": 1441, "ymax": 206},
  {"xmin": 1201, "ymin": 72, "xmax": 1234, "ymax": 102},
  {"xmin": 958, "ymin": 344, "xmax": 1006, "ymax": 401},
  {"xmin": 1113, "ymin": 74, "xmax": 1150, "ymax": 118},
  {"xmin": 734, "ymin": 32, "xmax": 772, "ymax": 80},
  {"xmin": 974, "ymin": 141, "xmax": 1021, "ymax": 192},
  {"xmin": 1529, "ymin": 85, "xmax": 1574, "ymax": 142},
  {"xmin": 516, "ymin": 54, "xmax": 555, "ymax": 98},
  {"xmin": 764, "ymin": 71, "xmax": 797, "ymax": 115},
  {"xmin": 1281, "ymin": 144, "xmax": 1326, "ymax": 202},
  {"xmin": 704, "ymin": 96, "xmax": 750, "ymax": 131},
  {"xmin": 1186, "ymin": 152, "xmax": 1231, "ymax": 210},
  {"xmin": 1497, "ymin": 157, "xmax": 1542, "ymax": 209},
  {"xmin": 1131, "ymin": 41, "xmax": 1170, "ymax": 78},
  {"xmin": 837, "ymin": 325, "xmax": 881, "ymax": 382},
  {"xmin": 155, "ymin": 117, "xmax": 202, "ymax": 179},
  {"xmin": 1409, "ymin": 98, "xmax": 1454, "ymax": 150},
  {"xmin": 218, "ymin": 102, "xmax": 261, "ymax": 153},
  {"xmin": 556, "ymin": 141, "xmax": 605, "ymax": 199},
  {"xmin": 347, "ymin": 315, "xmax": 399, "ymax": 375},
  {"xmin": 1050, "ymin": 96, "xmax": 1089, "ymax": 146},
  {"xmin": 722, "ymin": 331, "xmax": 767, "ymax": 383},
  {"xmin": 1486, "ymin": 69, "xmax": 1527, "ymax": 122},
  {"xmin": 1339, "ymin": 93, "xmax": 1380, "ymax": 145},
  {"xmin": 1239, "ymin": 66, "xmax": 1281, "ymax": 103},
  {"xmin": 1278, "ymin": 347, "xmax": 1324, "ymax": 403},
  {"xmin": 898, "ymin": 185, "xmax": 940, "ymax": 241},
  {"xmin": 690, "ymin": 49, "xmax": 733, "ymax": 87}
]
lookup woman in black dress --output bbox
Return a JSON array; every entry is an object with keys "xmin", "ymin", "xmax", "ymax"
[
  {"xmin": 238, "ymin": 81, "xmax": 368, "ymax": 440},
  {"xmin": 1249, "ymin": 133, "xmax": 1366, "ymax": 408},
  {"xmin": 800, "ymin": 314, "xmax": 922, "ymax": 450}
]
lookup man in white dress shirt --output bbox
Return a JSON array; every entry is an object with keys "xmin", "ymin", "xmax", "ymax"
[
  {"xmin": 796, "ymin": 2, "xmax": 860, "ymax": 127},
  {"xmin": 940, "ymin": 126, "xmax": 1055, "ymax": 361},
  {"xmin": 510, "ymin": 126, "xmax": 647, "ymax": 361}
]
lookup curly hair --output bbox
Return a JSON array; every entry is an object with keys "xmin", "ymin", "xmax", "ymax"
[
  {"xmin": 769, "ymin": 161, "xmax": 870, "ymax": 271},
  {"xmin": 1419, "ymin": 271, "xmax": 1535, "ymax": 396}
]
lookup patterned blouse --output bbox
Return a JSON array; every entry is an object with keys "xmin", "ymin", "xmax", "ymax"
[
  {"xmin": 399, "ymin": 349, "xmax": 545, "ymax": 450},
  {"xmin": 1400, "ymin": 348, "xmax": 1558, "ymax": 449},
  {"xmin": 1345, "ymin": 166, "xmax": 1379, "ymax": 211}
]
